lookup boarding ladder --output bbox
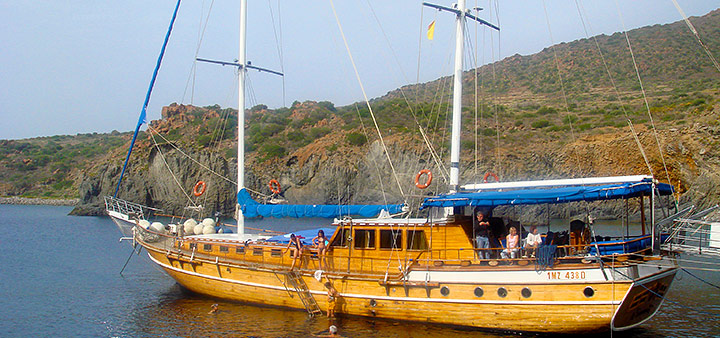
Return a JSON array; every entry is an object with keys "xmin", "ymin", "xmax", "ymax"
[{"xmin": 285, "ymin": 270, "xmax": 322, "ymax": 317}]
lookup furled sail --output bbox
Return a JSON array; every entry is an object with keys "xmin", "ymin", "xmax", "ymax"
[{"xmin": 237, "ymin": 189, "xmax": 404, "ymax": 218}]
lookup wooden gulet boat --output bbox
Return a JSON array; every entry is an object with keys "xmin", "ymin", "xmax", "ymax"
[{"xmin": 107, "ymin": 0, "xmax": 679, "ymax": 334}]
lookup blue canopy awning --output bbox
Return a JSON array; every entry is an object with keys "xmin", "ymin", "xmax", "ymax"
[
  {"xmin": 421, "ymin": 180, "xmax": 674, "ymax": 209},
  {"xmin": 237, "ymin": 188, "xmax": 404, "ymax": 218}
]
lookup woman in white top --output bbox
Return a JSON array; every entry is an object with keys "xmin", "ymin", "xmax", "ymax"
[{"xmin": 501, "ymin": 227, "xmax": 519, "ymax": 259}]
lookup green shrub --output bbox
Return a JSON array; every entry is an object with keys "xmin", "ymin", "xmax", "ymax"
[
  {"xmin": 260, "ymin": 144, "xmax": 286, "ymax": 160},
  {"xmin": 309, "ymin": 127, "xmax": 331, "ymax": 140},
  {"xmin": 531, "ymin": 120, "xmax": 551, "ymax": 128},
  {"xmin": 346, "ymin": 132, "xmax": 367, "ymax": 146},
  {"xmin": 536, "ymin": 106, "xmax": 557, "ymax": 115}
]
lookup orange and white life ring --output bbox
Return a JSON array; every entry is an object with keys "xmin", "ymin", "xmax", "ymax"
[
  {"xmin": 193, "ymin": 181, "xmax": 207, "ymax": 197},
  {"xmin": 269, "ymin": 179, "xmax": 282, "ymax": 194},
  {"xmin": 415, "ymin": 169, "xmax": 433, "ymax": 189},
  {"xmin": 483, "ymin": 172, "xmax": 499, "ymax": 183}
]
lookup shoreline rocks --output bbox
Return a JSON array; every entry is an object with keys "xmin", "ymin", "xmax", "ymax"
[{"xmin": 0, "ymin": 197, "xmax": 79, "ymax": 206}]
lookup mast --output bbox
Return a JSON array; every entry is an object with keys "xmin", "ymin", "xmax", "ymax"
[
  {"xmin": 422, "ymin": 2, "xmax": 498, "ymax": 194},
  {"xmin": 449, "ymin": 0, "xmax": 466, "ymax": 192},
  {"xmin": 236, "ymin": 0, "xmax": 248, "ymax": 237}
]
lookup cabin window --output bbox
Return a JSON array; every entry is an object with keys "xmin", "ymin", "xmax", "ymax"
[
  {"xmin": 354, "ymin": 229, "xmax": 376, "ymax": 249},
  {"xmin": 331, "ymin": 228, "xmax": 351, "ymax": 247},
  {"xmin": 379, "ymin": 230, "xmax": 402, "ymax": 250},
  {"xmin": 237, "ymin": 246, "xmax": 245, "ymax": 254},
  {"xmin": 189, "ymin": 243, "xmax": 197, "ymax": 250},
  {"xmin": 406, "ymin": 230, "xmax": 428, "ymax": 250},
  {"xmin": 219, "ymin": 246, "xmax": 229, "ymax": 253},
  {"xmin": 203, "ymin": 244, "xmax": 212, "ymax": 251},
  {"xmin": 252, "ymin": 247, "xmax": 263, "ymax": 256}
]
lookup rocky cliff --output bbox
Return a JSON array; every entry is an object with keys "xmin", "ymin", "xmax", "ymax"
[{"xmin": 71, "ymin": 101, "xmax": 720, "ymax": 222}]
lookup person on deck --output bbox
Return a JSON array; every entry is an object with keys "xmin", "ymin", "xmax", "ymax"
[
  {"xmin": 474, "ymin": 210, "xmax": 491, "ymax": 259},
  {"xmin": 284, "ymin": 233, "xmax": 304, "ymax": 270},
  {"xmin": 525, "ymin": 225, "xmax": 542, "ymax": 257},
  {"xmin": 501, "ymin": 226, "xmax": 519, "ymax": 260},
  {"xmin": 312, "ymin": 229, "xmax": 330, "ymax": 271}
]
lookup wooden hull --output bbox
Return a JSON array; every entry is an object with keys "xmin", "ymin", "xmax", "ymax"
[
  {"xmin": 142, "ymin": 243, "xmax": 676, "ymax": 334},
  {"xmin": 117, "ymin": 211, "xmax": 678, "ymax": 334}
]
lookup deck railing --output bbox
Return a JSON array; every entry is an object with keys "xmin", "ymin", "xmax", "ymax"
[{"xmin": 104, "ymin": 195, "xmax": 161, "ymax": 220}]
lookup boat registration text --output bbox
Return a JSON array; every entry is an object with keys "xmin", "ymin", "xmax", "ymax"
[{"xmin": 547, "ymin": 271, "xmax": 586, "ymax": 280}]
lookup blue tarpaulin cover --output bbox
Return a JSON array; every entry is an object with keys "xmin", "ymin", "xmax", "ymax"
[
  {"xmin": 421, "ymin": 180, "xmax": 673, "ymax": 209},
  {"xmin": 237, "ymin": 189, "xmax": 404, "ymax": 219}
]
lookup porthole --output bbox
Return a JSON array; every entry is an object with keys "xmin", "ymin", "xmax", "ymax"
[
  {"xmin": 474, "ymin": 287, "xmax": 484, "ymax": 298},
  {"xmin": 440, "ymin": 286, "xmax": 450, "ymax": 296},
  {"xmin": 521, "ymin": 287, "xmax": 532, "ymax": 298},
  {"xmin": 497, "ymin": 287, "xmax": 508, "ymax": 298},
  {"xmin": 583, "ymin": 286, "xmax": 595, "ymax": 298},
  {"xmin": 369, "ymin": 299, "xmax": 377, "ymax": 307}
]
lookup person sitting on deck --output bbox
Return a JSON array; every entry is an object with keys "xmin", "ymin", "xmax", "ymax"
[
  {"xmin": 474, "ymin": 209, "xmax": 491, "ymax": 259},
  {"xmin": 312, "ymin": 229, "xmax": 330, "ymax": 271},
  {"xmin": 284, "ymin": 233, "xmax": 304, "ymax": 270},
  {"xmin": 501, "ymin": 226, "xmax": 519, "ymax": 260},
  {"xmin": 525, "ymin": 225, "xmax": 542, "ymax": 257}
]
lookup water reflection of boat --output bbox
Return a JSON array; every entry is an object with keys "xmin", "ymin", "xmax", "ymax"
[{"xmin": 106, "ymin": 0, "xmax": 683, "ymax": 333}]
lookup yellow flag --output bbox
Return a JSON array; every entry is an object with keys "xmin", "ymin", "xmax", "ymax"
[{"xmin": 427, "ymin": 20, "xmax": 436, "ymax": 40}]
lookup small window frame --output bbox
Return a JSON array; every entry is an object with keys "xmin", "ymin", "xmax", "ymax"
[
  {"xmin": 406, "ymin": 230, "xmax": 428, "ymax": 251},
  {"xmin": 379, "ymin": 229, "xmax": 403, "ymax": 250},
  {"xmin": 354, "ymin": 229, "xmax": 376, "ymax": 249}
]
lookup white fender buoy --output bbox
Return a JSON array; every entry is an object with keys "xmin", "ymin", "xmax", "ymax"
[
  {"xmin": 202, "ymin": 218, "xmax": 216, "ymax": 227},
  {"xmin": 138, "ymin": 220, "xmax": 151, "ymax": 229},
  {"xmin": 183, "ymin": 219, "xmax": 197, "ymax": 234},
  {"xmin": 194, "ymin": 224, "xmax": 204, "ymax": 235},
  {"xmin": 150, "ymin": 222, "xmax": 165, "ymax": 233},
  {"xmin": 202, "ymin": 225, "xmax": 215, "ymax": 235}
]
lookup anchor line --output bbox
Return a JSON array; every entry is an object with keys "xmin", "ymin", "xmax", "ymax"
[{"xmin": 681, "ymin": 267, "xmax": 720, "ymax": 291}]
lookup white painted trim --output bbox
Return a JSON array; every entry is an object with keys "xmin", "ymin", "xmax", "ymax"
[{"xmin": 462, "ymin": 175, "xmax": 652, "ymax": 191}]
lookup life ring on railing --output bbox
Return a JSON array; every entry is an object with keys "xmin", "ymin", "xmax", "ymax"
[
  {"xmin": 483, "ymin": 172, "xmax": 499, "ymax": 183},
  {"xmin": 193, "ymin": 181, "xmax": 207, "ymax": 197},
  {"xmin": 269, "ymin": 179, "xmax": 282, "ymax": 194},
  {"xmin": 415, "ymin": 169, "xmax": 433, "ymax": 189}
]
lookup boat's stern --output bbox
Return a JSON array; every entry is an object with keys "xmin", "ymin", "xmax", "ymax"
[{"xmin": 611, "ymin": 258, "xmax": 678, "ymax": 331}]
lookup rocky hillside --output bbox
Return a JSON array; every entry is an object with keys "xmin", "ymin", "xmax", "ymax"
[{"xmin": 2, "ymin": 9, "xmax": 718, "ymax": 219}]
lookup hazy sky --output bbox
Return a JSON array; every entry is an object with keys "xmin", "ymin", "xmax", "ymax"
[{"xmin": 1, "ymin": 1, "xmax": 718, "ymax": 140}]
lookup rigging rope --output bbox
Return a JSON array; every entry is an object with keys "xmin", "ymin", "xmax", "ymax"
[
  {"xmin": 267, "ymin": 0, "xmax": 286, "ymax": 107},
  {"xmin": 613, "ymin": 0, "xmax": 675, "ymax": 203},
  {"xmin": 490, "ymin": 0, "xmax": 502, "ymax": 177},
  {"xmin": 542, "ymin": 0, "xmax": 583, "ymax": 176},
  {"xmin": 114, "ymin": 0, "xmax": 182, "ymax": 198},
  {"xmin": 671, "ymin": 0, "xmax": 720, "ymax": 74},
  {"xmin": 573, "ymin": 1, "xmax": 654, "ymax": 179},
  {"xmin": 328, "ymin": 0, "xmax": 405, "ymax": 198},
  {"xmin": 182, "ymin": 0, "xmax": 215, "ymax": 104},
  {"xmin": 149, "ymin": 130, "xmax": 198, "ymax": 208},
  {"xmin": 365, "ymin": 0, "xmax": 447, "ymax": 198},
  {"xmin": 148, "ymin": 126, "xmax": 237, "ymax": 186},
  {"xmin": 612, "ymin": 267, "xmax": 720, "ymax": 317}
]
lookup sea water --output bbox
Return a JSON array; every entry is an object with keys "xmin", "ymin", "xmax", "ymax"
[{"xmin": 0, "ymin": 204, "xmax": 718, "ymax": 337}]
